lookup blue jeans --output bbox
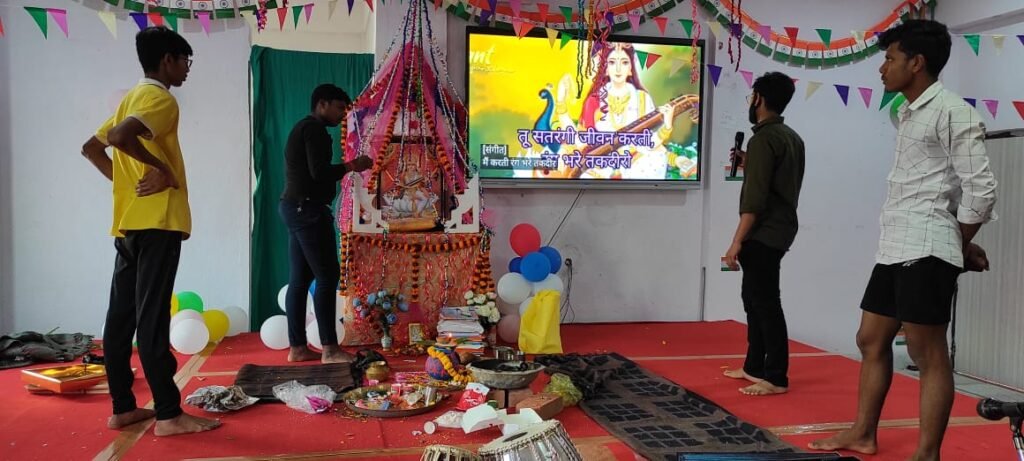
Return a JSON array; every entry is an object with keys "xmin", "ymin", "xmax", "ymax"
[{"xmin": 278, "ymin": 200, "xmax": 340, "ymax": 347}]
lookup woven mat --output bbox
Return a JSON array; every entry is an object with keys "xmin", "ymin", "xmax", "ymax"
[
  {"xmin": 569, "ymin": 353, "xmax": 802, "ymax": 461},
  {"xmin": 233, "ymin": 363, "xmax": 356, "ymax": 401}
]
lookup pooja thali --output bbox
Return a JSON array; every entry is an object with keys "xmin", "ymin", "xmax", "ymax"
[{"xmin": 342, "ymin": 384, "xmax": 447, "ymax": 418}]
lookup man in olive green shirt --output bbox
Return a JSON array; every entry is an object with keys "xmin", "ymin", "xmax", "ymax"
[{"xmin": 723, "ymin": 71, "xmax": 805, "ymax": 396}]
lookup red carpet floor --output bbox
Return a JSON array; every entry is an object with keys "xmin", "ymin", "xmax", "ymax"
[{"xmin": 0, "ymin": 321, "xmax": 1011, "ymax": 460}]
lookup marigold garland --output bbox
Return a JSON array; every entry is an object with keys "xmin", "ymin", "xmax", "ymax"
[{"xmin": 428, "ymin": 346, "xmax": 474, "ymax": 385}]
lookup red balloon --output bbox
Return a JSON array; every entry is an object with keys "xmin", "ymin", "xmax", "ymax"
[{"xmin": 509, "ymin": 223, "xmax": 541, "ymax": 256}]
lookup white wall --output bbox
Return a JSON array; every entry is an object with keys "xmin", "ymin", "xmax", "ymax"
[
  {"xmin": 938, "ymin": 0, "xmax": 1024, "ymax": 31},
  {"xmin": 2, "ymin": 0, "xmax": 251, "ymax": 336}
]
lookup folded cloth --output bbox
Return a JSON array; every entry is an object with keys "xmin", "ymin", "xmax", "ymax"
[{"xmin": 0, "ymin": 332, "xmax": 95, "ymax": 369}]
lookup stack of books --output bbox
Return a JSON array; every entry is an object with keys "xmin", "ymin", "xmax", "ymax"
[{"xmin": 436, "ymin": 306, "xmax": 486, "ymax": 355}]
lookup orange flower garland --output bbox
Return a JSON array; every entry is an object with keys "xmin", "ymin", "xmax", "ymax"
[{"xmin": 427, "ymin": 346, "xmax": 473, "ymax": 385}]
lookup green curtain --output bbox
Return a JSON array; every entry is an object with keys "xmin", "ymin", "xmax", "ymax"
[{"xmin": 249, "ymin": 46, "xmax": 374, "ymax": 331}]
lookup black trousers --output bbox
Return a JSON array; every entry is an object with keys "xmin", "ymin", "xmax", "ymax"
[
  {"xmin": 279, "ymin": 199, "xmax": 341, "ymax": 348},
  {"xmin": 738, "ymin": 239, "xmax": 789, "ymax": 388},
  {"xmin": 104, "ymin": 230, "xmax": 183, "ymax": 421}
]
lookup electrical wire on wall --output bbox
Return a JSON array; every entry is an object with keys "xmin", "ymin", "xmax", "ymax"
[{"xmin": 545, "ymin": 190, "xmax": 584, "ymax": 324}]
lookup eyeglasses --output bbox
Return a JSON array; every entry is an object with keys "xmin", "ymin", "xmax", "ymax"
[{"xmin": 180, "ymin": 56, "xmax": 193, "ymax": 69}]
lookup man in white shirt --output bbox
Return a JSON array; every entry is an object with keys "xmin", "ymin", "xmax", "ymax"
[{"xmin": 810, "ymin": 20, "xmax": 996, "ymax": 460}]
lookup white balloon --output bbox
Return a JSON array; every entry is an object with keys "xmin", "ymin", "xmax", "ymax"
[
  {"xmin": 277, "ymin": 285, "xmax": 313, "ymax": 314},
  {"xmin": 497, "ymin": 272, "xmax": 532, "ymax": 304},
  {"xmin": 306, "ymin": 319, "xmax": 346, "ymax": 350},
  {"xmin": 531, "ymin": 274, "xmax": 564, "ymax": 295},
  {"xmin": 170, "ymin": 319, "xmax": 209, "ymax": 355},
  {"xmin": 305, "ymin": 312, "xmax": 316, "ymax": 326},
  {"xmin": 170, "ymin": 310, "xmax": 203, "ymax": 332},
  {"xmin": 260, "ymin": 315, "xmax": 290, "ymax": 350},
  {"xmin": 221, "ymin": 306, "xmax": 249, "ymax": 337},
  {"xmin": 518, "ymin": 296, "xmax": 535, "ymax": 317}
]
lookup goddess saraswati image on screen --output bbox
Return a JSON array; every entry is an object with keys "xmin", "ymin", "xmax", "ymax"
[{"xmin": 544, "ymin": 42, "xmax": 701, "ymax": 180}]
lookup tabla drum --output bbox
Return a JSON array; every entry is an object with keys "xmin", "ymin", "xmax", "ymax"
[
  {"xmin": 478, "ymin": 420, "xmax": 582, "ymax": 461},
  {"xmin": 421, "ymin": 445, "xmax": 481, "ymax": 461}
]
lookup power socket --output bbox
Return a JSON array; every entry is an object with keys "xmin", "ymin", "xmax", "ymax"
[{"xmin": 565, "ymin": 258, "xmax": 573, "ymax": 269}]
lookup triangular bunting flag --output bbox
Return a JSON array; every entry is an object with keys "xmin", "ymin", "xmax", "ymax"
[
  {"xmin": 604, "ymin": 11, "xmax": 614, "ymax": 28},
  {"xmin": 148, "ymin": 12, "xmax": 164, "ymax": 27},
  {"xmin": 670, "ymin": 58, "xmax": 685, "ymax": 76},
  {"xmin": 559, "ymin": 6, "xmax": 572, "ymax": 23},
  {"xmin": 645, "ymin": 52, "xmax": 661, "ymax": 68},
  {"xmin": 1018, "ymin": 35, "xmax": 1024, "ymax": 46},
  {"xmin": 964, "ymin": 97, "xmax": 977, "ymax": 108},
  {"xmin": 305, "ymin": 3, "xmax": 314, "ymax": 22},
  {"xmin": 0, "ymin": 16, "xmax": 5, "ymax": 38},
  {"xmin": 434, "ymin": 0, "xmax": 442, "ymax": 10},
  {"xmin": 25, "ymin": 7, "xmax": 49, "ymax": 38},
  {"xmin": 363, "ymin": 0, "xmax": 373, "ymax": 11},
  {"xmin": 992, "ymin": 35, "xmax": 1005, "ymax": 54},
  {"xmin": 805, "ymin": 81, "xmax": 822, "ymax": 99},
  {"xmin": 559, "ymin": 30, "xmax": 572, "ymax": 49},
  {"xmin": 792, "ymin": 78, "xmax": 799, "ymax": 84},
  {"xmin": 487, "ymin": 0, "xmax": 496, "ymax": 13},
  {"xmin": 758, "ymin": 25, "xmax": 771, "ymax": 41},
  {"xmin": 329, "ymin": 0, "xmax": 339, "ymax": 18},
  {"xmin": 277, "ymin": 7, "xmax": 287, "ymax": 29},
  {"xmin": 454, "ymin": 1, "xmax": 466, "ymax": 17},
  {"xmin": 851, "ymin": 30, "xmax": 864, "ymax": 44},
  {"xmin": 537, "ymin": 3, "xmax": 550, "ymax": 22},
  {"xmin": 48, "ymin": 9, "xmax": 68, "ymax": 38},
  {"xmin": 346, "ymin": 0, "xmax": 355, "ymax": 15},
  {"xmin": 739, "ymin": 70, "xmax": 753, "ymax": 88},
  {"xmin": 130, "ymin": 12, "xmax": 148, "ymax": 30},
  {"xmin": 628, "ymin": 13, "xmax": 640, "ymax": 32},
  {"xmin": 635, "ymin": 50, "xmax": 649, "ymax": 69},
  {"xmin": 834, "ymin": 84, "xmax": 850, "ymax": 106},
  {"xmin": 707, "ymin": 21, "xmax": 723, "ymax": 40},
  {"xmin": 784, "ymin": 26, "xmax": 798, "ymax": 44},
  {"xmin": 1013, "ymin": 101, "xmax": 1024, "ymax": 121},
  {"xmin": 292, "ymin": 5, "xmax": 302, "ymax": 28},
  {"xmin": 983, "ymin": 99, "xmax": 998, "ymax": 118},
  {"xmin": 512, "ymin": 19, "xmax": 533, "ymax": 38},
  {"xmin": 706, "ymin": 64, "xmax": 723, "ymax": 87},
  {"xmin": 653, "ymin": 17, "xmax": 667, "ymax": 36},
  {"xmin": 816, "ymin": 28, "xmax": 832, "ymax": 48},
  {"xmin": 879, "ymin": 90, "xmax": 898, "ymax": 110},
  {"xmin": 964, "ymin": 35, "xmax": 980, "ymax": 55},
  {"xmin": 679, "ymin": 19, "xmax": 694, "ymax": 37},
  {"xmin": 858, "ymin": 87, "xmax": 873, "ymax": 108},
  {"xmin": 198, "ymin": 12, "xmax": 212, "ymax": 35},
  {"xmin": 509, "ymin": 0, "xmax": 521, "ymax": 18},
  {"xmin": 98, "ymin": 11, "xmax": 117, "ymax": 38},
  {"xmin": 545, "ymin": 28, "xmax": 558, "ymax": 48},
  {"xmin": 165, "ymin": 14, "xmax": 179, "ymax": 31},
  {"xmin": 478, "ymin": 10, "xmax": 492, "ymax": 26}
]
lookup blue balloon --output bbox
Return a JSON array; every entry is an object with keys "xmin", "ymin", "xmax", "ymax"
[
  {"xmin": 538, "ymin": 246, "xmax": 562, "ymax": 273},
  {"xmin": 309, "ymin": 280, "xmax": 316, "ymax": 295},
  {"xmin": 508, "ymin": 257, "xmax": 523, "ymax": 273},
  {"xmin": 521, "ymin": 252, "xmax": 552, "ymax": 282}
]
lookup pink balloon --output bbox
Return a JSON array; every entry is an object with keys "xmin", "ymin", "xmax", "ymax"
[
  {"xmin": 497, "ymin": 314, "xmax": 521, "ymax": 344},
  {"xmin": 510, "ymin": 223, "xmax": 541, "ymax": 256}
]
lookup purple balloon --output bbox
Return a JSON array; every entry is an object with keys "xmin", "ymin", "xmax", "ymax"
[
  {"xmin": 509, "ymin": 256, "xmax": 522, "ymax": 273},
  {"xmin": 520, "ymin": 252, "xmax": 551, "ymax": 282}
]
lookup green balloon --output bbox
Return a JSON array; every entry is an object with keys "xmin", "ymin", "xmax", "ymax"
[{"xmin": 176, "ymin": 291, "xmax": 204, "ymax": 313}]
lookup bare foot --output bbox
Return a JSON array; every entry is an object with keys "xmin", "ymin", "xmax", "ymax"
[
  {"xmin": 739, "ymin": 381, "xmax": 788, "ymax": 396},
  {"xmin": 107, "ymin": 408, "xmax": 155, "ymax": 429},
  {"xmin": 807, "ymin": 429, "xmax": 877, "ymax": 455},
  {"xmin": 287, "ymin": 346, "xmax": 320, "ymax": 362},
  {"xmin": 723, "ymin": 368, "xmax": 763, "ymax": 384},
  {"xmin": 321, "ymin": 345, "xmax": 355, "ymax": 364},
  {"xmin": 154, "ymin": 413, "xmax": 221, "ymax": 437}
]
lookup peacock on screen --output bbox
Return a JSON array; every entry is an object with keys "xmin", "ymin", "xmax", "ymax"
[{"xmin": 467, "ymin": 28, "xmax": 704, "ymax": 183}]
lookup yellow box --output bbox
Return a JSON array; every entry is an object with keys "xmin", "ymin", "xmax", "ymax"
[{"xmin": 21, "ymin": 364, "xmax": 107, "ymax": 393}]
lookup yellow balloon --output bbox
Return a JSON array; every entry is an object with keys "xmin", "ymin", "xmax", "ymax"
[
  {"xmin": 202, "ymin": 310, "xmax": 230, "ymax": 343},
  {"xmin": 170, "ymin": 294, "xmax": 180, "ymax": 316}
]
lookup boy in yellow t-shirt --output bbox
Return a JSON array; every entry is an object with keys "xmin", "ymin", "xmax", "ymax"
[{"xmin": 80, "ymin": 27, "xmax": 219, "ymax": 437}]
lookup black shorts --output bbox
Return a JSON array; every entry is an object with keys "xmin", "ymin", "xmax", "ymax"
[{"xmin": 860, "ymin": 256, "xmax": 961, "ymax": 325}]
